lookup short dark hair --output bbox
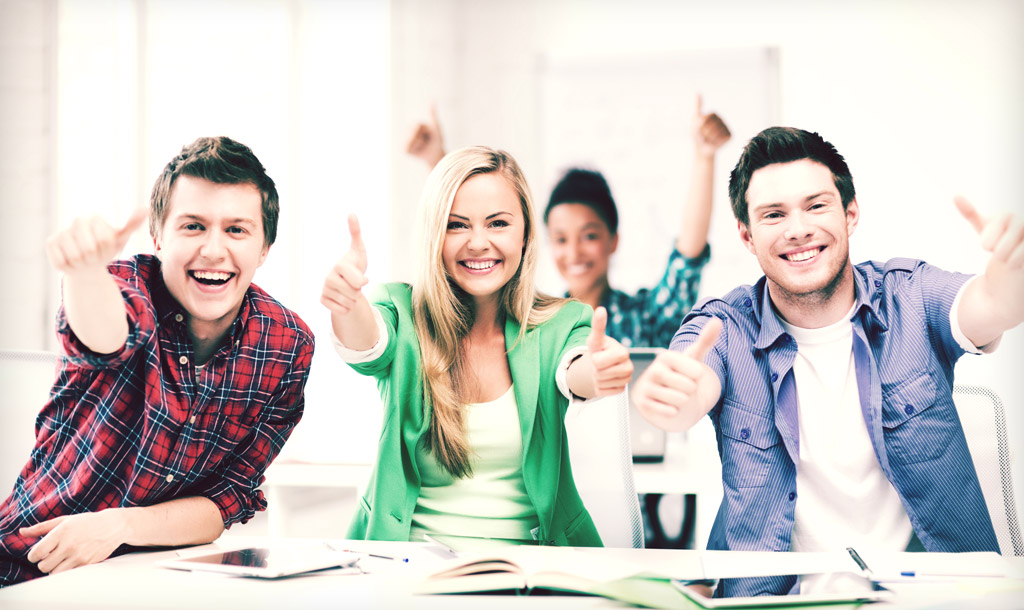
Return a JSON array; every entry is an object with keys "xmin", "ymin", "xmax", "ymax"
[
  {"xmin": 728, "ymin": 127, "xmax": 855, "ymax": 226},
  {"xmin": 149, "ymin": 136, "xmax": 279, "ymax": 246},
  {"xmin": 544, "ymin": 168, "xmax": 618, "ymax": 234}
]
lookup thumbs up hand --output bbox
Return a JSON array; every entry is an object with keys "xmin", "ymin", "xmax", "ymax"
[
  {"xmin": 321, "ymin": 214, "xmax": 370, "ymax": 317},
  {"xmin": 692, "ymin": 93, "xmax": 731, "ymax": 158},
  {"xmin": 954, "ymin": 196, "xmax": 1024, "ymax": 344},
  {"xmin": 631, "ymin": 317, "xmax": 724, "ymax": 432},
  {"xmin": 46, "ymin": 208, "xmax": 149, "ymax": 274},
  {"xmin": 405, "ymin": 104, "xmax": 446, "ymax": 168},
  {"xmin": 586, "ymin": 306, "xmax": 633, "ymax": 397}
]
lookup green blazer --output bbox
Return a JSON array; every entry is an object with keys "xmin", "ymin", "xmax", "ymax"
[{"xmin": 346, "ymin": 283, "xmax": 602, "ymax": 547}]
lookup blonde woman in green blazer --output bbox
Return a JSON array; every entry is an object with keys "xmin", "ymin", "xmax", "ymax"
[{"xmin": 321, "ymin": 146, "xmax": 633, "ymax": 548}]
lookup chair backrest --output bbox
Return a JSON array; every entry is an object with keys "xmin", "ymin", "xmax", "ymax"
[
  {"xmin": 0, "ymin": 349, "xmax": 59, "ymax": 497},
  {"xmin": 952, "ymin": 384, "xmax": 1023, "ymax": 556},
  {"xmin": 564, "ymin": 389, "xmax": 645, "ymax": 548}
]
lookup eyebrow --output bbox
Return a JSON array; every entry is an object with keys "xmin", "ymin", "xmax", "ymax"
[
  {"xmin": 750, "ymin": 191, "xmax": 837, "ymax": 215},
  {"xmin": 448, "ymin": 211, "xmax": 514, "ymax": 221},
  {"xmin": 177, "ymin": 213, "xmax": 258, "ymax": 226}
]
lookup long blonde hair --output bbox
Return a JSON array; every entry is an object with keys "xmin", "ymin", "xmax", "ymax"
[{"xmin": 413, "ymin": 146, "xmax": 567, "ymax": 478}]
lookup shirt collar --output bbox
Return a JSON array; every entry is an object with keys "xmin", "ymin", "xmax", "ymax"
[
  {"xmin": 150, "ymin": 259, "xmax": 254, "ymax": 349},
  {"xmin": 750, "ymin": 263, "xmax": 887, "ymax": 350}
]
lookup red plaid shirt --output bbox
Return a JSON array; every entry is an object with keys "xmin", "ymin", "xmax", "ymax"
[{"xmin": 0, "ymin": 255, "xmax": 314, "ymax": 586}]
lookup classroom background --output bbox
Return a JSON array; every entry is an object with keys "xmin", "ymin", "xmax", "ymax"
[{"xmin": 2, "ymin": 0, "xmax": 1022, "ymax": 543}]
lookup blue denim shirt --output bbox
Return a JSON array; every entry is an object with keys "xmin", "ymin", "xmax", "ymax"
[{"xmin": 671, "ymin": 258, "xmax": 998, "ymax": 597}]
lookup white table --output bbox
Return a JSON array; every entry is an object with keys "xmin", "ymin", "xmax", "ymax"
[{"xmin": 2, "ymin": 537, "xmax": 1022, "ymax": 609}]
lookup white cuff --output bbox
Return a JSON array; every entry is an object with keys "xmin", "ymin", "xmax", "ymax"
[
  {"xmin": 556, "ymin": 345, "xmax": 592, "ymax": 403},
  {"xmin": 331, "ymin": 307, "xmax": 389, "ymax": 363},
  {"xmin": 950, "ymin": 275, "xmax": 1001, "ymax": 355}
]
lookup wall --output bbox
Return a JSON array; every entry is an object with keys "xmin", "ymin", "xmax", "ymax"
[{"xmin": 0, "ymin": 0, "xmax": 57, "ymax": 350}]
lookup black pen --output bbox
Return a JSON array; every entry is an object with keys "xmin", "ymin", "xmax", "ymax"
[{"xmin": 846, "ymin": 547, "xmax": 872, "ymax": 575}]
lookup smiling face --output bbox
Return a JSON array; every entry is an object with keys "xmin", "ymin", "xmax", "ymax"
[
  {"xmin": 546, "ymin": 203, "xmax": 618, "ymax": 298},
  {"xmin": 739, "ymin": 159, "xmax": 859, "ymax": 317},
  {"xmin": 154, "ymin": 175, "xmax": 269, "ymax": 340},
  {"xmin": 441, "ymin": 172, "xmax": 526, "ymax": 307}
]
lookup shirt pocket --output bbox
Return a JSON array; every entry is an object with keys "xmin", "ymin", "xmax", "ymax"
[
  {"xmin": 881, "ymin": 373, "xmax": 954, "ymax": 464},
  {"xmin": 719, "ymin": 403, "xmax": 782, "ymax": 488}
]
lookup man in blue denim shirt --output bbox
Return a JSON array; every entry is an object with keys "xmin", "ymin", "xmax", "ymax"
[{"xmin": 632, "ymin": 127, "xmax": 1024, "ymax": 597}]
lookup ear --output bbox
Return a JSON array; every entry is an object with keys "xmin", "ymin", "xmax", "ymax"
[
  {"xmin": 845, "ymin": 198, "xmax": 860, "ymax": 237},
  {"xmin": 737, "ymin": 220, "xmax": 756, "ymax": 255},
  {"xmin": 257, "ymin": 245, "xmax": 270, "ymax": 268},
  {"xmin": 609, "ymin": 232, "xmax": 619, "ymax": 255},
  {"xmin": 153, "ymin": 233, "xmax": 162, "ymax": 259}
]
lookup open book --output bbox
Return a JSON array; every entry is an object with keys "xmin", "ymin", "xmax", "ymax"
[{"xmin": 413, "ymin": 545, "xmax": 681, "ymax": 596}]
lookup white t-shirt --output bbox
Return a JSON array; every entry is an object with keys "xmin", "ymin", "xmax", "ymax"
[{"xmin": 780, "ymin": 305, "xmax": 914, "ymax": 557}]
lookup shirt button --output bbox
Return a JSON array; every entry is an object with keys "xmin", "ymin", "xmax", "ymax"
[
  {"xmin": 166, "ymin": 474, "xmax": 174, "ymax": 483},
  {"xmin": 874, "ymin": 280, "xmax": 882, "ymax": 288},
  {"xmin": 788, "ymin": 491, "xmax": 796, "ymax": 501},
  {"xmin": 175, "ymin": 313, "xmax": 184, "ymax": 322},
  {"xmin": 743, "ymin": 298, "xmax": 752, "ymax": 307},
  {"xmin": 179, "ymin": 356, "xmax": 188, "ymax": 365},
  {"xmin": 740, "ymin": 428, "xmax": 750, "ymax": 440},
  {"xmin": 904, "ymin": 404, "xmax": 915, "ymax": 415},
  {"xmin": 771, "ymin": 373, "xmax": 778, "ymax": 383},
  {"xmin": 190, "ymin": 415, "xmax": 196, "ymax": 424}
]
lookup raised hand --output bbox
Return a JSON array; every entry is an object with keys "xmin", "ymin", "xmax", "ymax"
[
  {"xmin": 631, "ymin": 317, "xmax": 724, "ymax": 432},
  {"xmin": 586, "ymin": 306, "xmax": 633, "ymax": 397},
  {"xmin": 405, "ymin": 104, "xmax": 446, "ymax": 168},
  {"xmin": 45, "ymin": 207, "xmax": 148, "ymax": 274},
  {"xmin": 321, "ymin": 214, "xmax": 370, "ymax": 317},
  {"xmin": 692, "ymin": 93, "xmax": 731, "ymax": 157},
  {"xmin": 956, "ymin": 196, "xmax": 1024, "ymax": 270},
  {"xmin": 954, "ymin": 196, "xmax": 1024, "ymax": 344}
]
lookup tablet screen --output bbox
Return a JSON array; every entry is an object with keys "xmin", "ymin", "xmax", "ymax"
[
  {"xmin": 160, "ymin": 546, "xmax": 361, "ymax": 579},
  {"xmin": 674, "ymin": 574, "xmax": 890, "ymax": 608}
]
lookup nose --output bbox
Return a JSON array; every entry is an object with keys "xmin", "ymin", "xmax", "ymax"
[
  {"xmin": 199, "ymin": 230, "xmax": 227, "ymax": 260},
  {"xmin": 783, "ymin": 210, "xmax": 813, "ymax": 241},
  {"xmin": 466, "ymin": 226, "xmax": 490, "ymax": 252}
]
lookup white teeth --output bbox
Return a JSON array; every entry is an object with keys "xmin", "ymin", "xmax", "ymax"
[
  {"xmin": 464, "ymin": 260, "xmax": 496, "ymax": 270},
  {"xmin": 786, "ymin": 249, "xmax": 818, "ymax": 262},
  {"xmin": 193, "ymin": 270, "xmax": 232, "ymax": 280},
  {"xmin": 568, "ymin": 264, "xmax": 589, "ymax": 276}
]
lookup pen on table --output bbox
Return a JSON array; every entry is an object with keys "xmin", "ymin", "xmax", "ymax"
[
  {"xmin": 422, "ymin": 534, "xmax": 459, "ymax": 557},
  {"xmin": 324, "ymin": 541, "xmax": 409, "ymax": 562},
  {"xmin": 846, "ymin": 547, "xmax": 872, "ymax": 576}
]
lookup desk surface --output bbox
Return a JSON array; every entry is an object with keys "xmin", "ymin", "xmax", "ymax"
[{"xmin": 2, "ymin": 537, "xmax": 1022, "ymax": 610}]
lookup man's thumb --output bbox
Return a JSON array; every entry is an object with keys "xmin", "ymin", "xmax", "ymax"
[{"xmin": 682, "ymin": 317, "xmax": 722, "ymax": 361}]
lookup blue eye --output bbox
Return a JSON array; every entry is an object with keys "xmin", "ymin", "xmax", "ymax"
[
  {"xmin": 447, "ymin": 221, "xmax": 467, "ymax": 230},
  {"xmin": 490, "ymin": 219, "xmax": 509, "ymax": 228},
  {"xmin": 227, "ymin": 226, "xmax": 245, "ymax": 234},
  {"xmin": 184, "ymin": 222, "xmax": 203, "ymax": 231}
]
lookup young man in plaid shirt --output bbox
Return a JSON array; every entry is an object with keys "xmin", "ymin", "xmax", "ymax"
[{"xmin": 0, "ymin": 137, "xmax": 314, "ymax": 586}]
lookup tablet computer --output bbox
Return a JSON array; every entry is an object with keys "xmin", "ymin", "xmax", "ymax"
[
  {"xmin": 672, "ymin": 574, "xmax": 892, "ymax": 608},
  {"xmin": 159, "ymin": 545, "xmax": 361, "ymax": 579}
]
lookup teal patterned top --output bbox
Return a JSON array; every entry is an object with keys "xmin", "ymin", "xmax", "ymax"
[{"xmin": 600, "ymin": 244, "xmax": 710, "ymax": 348}]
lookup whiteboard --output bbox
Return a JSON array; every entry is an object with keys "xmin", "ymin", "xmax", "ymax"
[{"xmin": 535, "ymin": 47, "xmax": 780, "ymax": 301}]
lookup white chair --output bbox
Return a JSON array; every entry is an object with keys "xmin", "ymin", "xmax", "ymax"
[
  {"xmin": 0, "ymin": 349, "xmax": 58, "ymax": 498},
  {"xmin": 953, "ymin": 384, "xmax": 1024, "ymax": 556},
  {"xmin": 564, "ymin": 389, "xmax": 645, "ymax": 548}
]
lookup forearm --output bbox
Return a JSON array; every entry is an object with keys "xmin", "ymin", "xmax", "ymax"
[
  {"xmin": 122, "ymin": 496, "xmax": 224, "ymax": 547},
  {"xmin": 958, "ymin": 270, "xmax": 1024, "ymax": 348},
  {"xmin": 676, "ymin": 152, "xmax": 715, "ymax": 257},
  {"xmin": 331, "ymin": 298, "xmax": 380, "ymax": 351},
  {"xmin": 63, "ymin": 268, "xmax": 130, "ymax": 354},
  {"xmin": 566, "ymin": 353, "xmax": 599, "ymax": 399}
]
